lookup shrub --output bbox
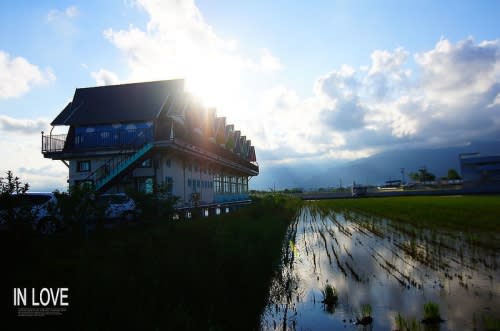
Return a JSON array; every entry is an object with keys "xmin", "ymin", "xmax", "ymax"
[{"xmin": 52, "ymin": 183, "xmax": 104, "ymax": 235}]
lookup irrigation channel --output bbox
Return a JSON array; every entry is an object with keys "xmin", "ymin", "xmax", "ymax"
[{"xmin": 260, "ymin": 204, "xmax": 499, "ymax": 331}]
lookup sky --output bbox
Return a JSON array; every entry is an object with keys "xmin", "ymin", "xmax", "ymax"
[{"xmin": 0, "ymin": 0, "xmax": 499, "ymax": 191}]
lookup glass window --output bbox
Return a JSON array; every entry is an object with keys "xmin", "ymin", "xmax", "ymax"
[
  {"xmin": 165, "ymin": 176, "xmax": 173, "ymax": 195},
  {"xmin": 139, "ymin": 158, "xmax": 152, "ymax": 168},
  {"xmin": 188, "ymin": 179, "xmax": 192, "ymax": 187},
  {"xmin": 77, "ymin": 160, "xmax": 91, "ymax": 172},
  {"xmin": 166, "ymin": 159, "xmax": 171, "ymax": 168},
  {"xmin": 137, "ymin": 177, "xmax": 154, "ymax": 193},
  {"xmin": 74, "ymin": 179, "xmax": 93, "ymax": 188}
]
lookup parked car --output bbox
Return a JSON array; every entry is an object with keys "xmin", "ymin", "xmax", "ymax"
[
  {"xmin": 0, "ymin": 192, "xmax": 61, "ymax": 235},
  {"xmin": 97, "ymin": 193, "xmax": 139, "ymax": 222}
]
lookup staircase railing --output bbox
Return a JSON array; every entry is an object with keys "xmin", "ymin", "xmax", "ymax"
[{"xmin": 85, "ymin": 142, "xmax": 153, "ymax": 192}]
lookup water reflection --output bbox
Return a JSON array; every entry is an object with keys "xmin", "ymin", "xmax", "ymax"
[{"xmin": 261, "ymin": 205, "xmax": 500, "ymax": 331}]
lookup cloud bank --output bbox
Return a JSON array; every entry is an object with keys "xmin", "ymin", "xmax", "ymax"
[
  {"xmin": 0, "ymin": 115, "xmax": 50, "ymax": 134},
  {"xmin": 98, "ymin": 1, "xmax": 499, "ymax": 166},
  {"xmin": 257, "ymin": 38, "xmax": 500, "ymax": 164}
]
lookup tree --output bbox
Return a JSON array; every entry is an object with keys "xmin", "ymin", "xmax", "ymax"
[
  {"xmin": 0, "ymin": 170, "xmax": 29, "ymax": 195},
  {"xmin": 408, "ymin": 167, "xmax": 436, "ymax": 182},
  {"xmin": 447, "ymin": 168, "xmax": 461, "ymax": 180},
  {"xmin": 0, "ymin": 170, "xmax": 30, "ymax": 233}
]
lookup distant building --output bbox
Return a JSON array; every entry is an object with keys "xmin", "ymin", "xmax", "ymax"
[
  {"xmin": 41, "ymin": 79, "xmax": 259, "ymax": 207},
  {"xmin": 378, "ymin": 180, "xmax": 402, "ymax": 190},
  {"xmin": 459, "ymin": 153, "xmax": 500, "ymax": 191}
]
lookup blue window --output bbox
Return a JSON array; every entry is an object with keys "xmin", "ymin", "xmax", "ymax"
[
  {"xmin": 77, "ymin": 160, "xmax": 91, "ymax": 172},
  {"xmin": 188, "ymin": 179, "xmax": 192, "ymax": 187},
  {"xmin": 166, "ymin": 159, "xmax": 171, "ymax": 168},
  {"xmin": 197, "ymin": 180, "xmax": 200, "ymax": 188}
]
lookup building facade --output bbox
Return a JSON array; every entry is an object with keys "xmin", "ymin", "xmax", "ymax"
[
  {"xmin": 459, "ymin": 153, "xmax": 500, "ymax": 191},
  {"xmin": 42, "ymin": 79, "xmax": 258, "ymax": 207}
]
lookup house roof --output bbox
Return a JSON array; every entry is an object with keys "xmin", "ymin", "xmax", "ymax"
[{"xmin": 51, "ymin": 79, "xmax": 185, "ymax": 126}]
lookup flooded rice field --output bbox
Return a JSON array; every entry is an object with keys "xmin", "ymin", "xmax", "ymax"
[{"xmin": 261, "ymin": 205, "xmax": 499, "ymax": 331}]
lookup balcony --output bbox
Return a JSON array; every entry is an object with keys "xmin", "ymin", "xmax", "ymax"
[
  {"xmin": 41, "ymin": 127, "xmax": 153, "ymax": 157},
  {"xmin": 41, "ymin": 126, "xmax": 259, "ymax": 175}
]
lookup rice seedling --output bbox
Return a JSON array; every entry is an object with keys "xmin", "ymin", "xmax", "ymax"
[
  {"xmin": 482, "ymin": 314, "xmax": 500, "ymax": 331},
  {"xmin": 394, "ymin": 313, "xmax": 422, "ymax": 331},
  {"xmin": 316, "ymin": 196, "xmax": 500, "ymax": 249},
  {"xmin": 356, "ymin": 303, "xmax": 373, "ymax": 325},
  {"xmin": 422, "ymin": 301, "xmax": 443, "ymax": 324},
  {"xmin": 321, "ymin": 283, "xmax": 338, "ymax": 305}
]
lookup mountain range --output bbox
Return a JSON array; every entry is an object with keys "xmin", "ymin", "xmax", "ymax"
[{"xmin": 252, "ymin": 141, "xmax": 500, "ymax": 190}]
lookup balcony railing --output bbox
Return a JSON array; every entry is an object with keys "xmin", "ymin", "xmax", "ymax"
[
  {"xmin": 41, "ymin": 133, "xmax": 67, "ymax": 153},
  {"xmin": 41, "ymin": 128, "xmax": 153, "ymax": 154},
  {"xmin": 41, "ymin": 127, "xmax": 259, "ymax": 173},
  {"xmin": 74, "ymin": 128, "xmax": 153, "ymax": 149}
]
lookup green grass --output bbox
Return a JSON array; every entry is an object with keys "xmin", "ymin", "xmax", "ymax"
[
  {"xmin": 315, "ymin": 196, "xmax": 500, "ymax": 247},
  {"xmin": 5, "ymin": 194, "xmax": 301, "ymax": 330}
]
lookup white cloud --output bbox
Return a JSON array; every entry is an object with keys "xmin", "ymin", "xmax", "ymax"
[
  {"xmin": 260, "ymin": 37, "xmax": 500, "ymax": 162},
  {"xmin": 369, "ymin": 48, "xmax": 408, "ymax": 75},
  {"xmin": 415, "ymin": 38, "xmax": 500, "ymax": 105},
  {"xmin": 47, "ymin": 6, "xmax": 79, "ymax": 21},
  {"xmin": 0, "ymin": 115, "xmax": 50, "ymax": 134},
  {"xmin": 259, "ymin": 48, "xmax": 282, "ymax": 72},
  {"xmin": 46, "ymin": 5, "xmax": 79, "ymax": 37},
  {"xmin": 65, "ymin": 6, "xmax": 79, "ymax": 18},
  {"xmin": 102, "ymin": 0, "xmax": 281, "ymax": 109},
  {"xmin": 91, "ymin": 69, "xmax": 120, "ymax": 86},
  {"xmin": 488, "ymin": 93, "xmax": 500, "ymax": 108},
  {"xmin": 0, "ymin": 51, "xmax": 55, "ymax": 99}
]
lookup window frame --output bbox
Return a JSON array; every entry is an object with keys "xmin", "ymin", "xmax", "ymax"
[{"xmin": 77, "ymin": 160, "xmax": 91, "ymax": 172}]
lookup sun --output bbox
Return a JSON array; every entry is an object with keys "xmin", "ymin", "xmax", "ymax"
[
  {"xmin": 185, "ymin": 76, "xmax": 224, "ymax": 109},
  {"xmin": 182, "ymin": 62, "xmax": 244, "ymax": 122}
]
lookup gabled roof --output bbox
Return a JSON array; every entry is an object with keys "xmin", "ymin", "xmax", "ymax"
[{"xmin": 51, "ymin": 79, "xmax": 184, "ymax": 126}]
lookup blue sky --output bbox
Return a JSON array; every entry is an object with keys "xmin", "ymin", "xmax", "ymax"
[{"xmin": 0, "ymin": 0, "xmax": 499, "ymax": 190}]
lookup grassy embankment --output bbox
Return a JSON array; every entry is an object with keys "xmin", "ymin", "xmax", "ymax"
[
  {"xmin": 5, "ymin": 194, "xmax": 301, "ymax": 330},
  {"xmin": 315, "ymin": 195, "xmax": 500, "ymax": 247}
]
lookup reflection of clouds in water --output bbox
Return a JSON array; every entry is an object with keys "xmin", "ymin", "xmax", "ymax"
[{"xmin": 262, "ymin": 206, "xmax": 500, "ymax": 331}]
